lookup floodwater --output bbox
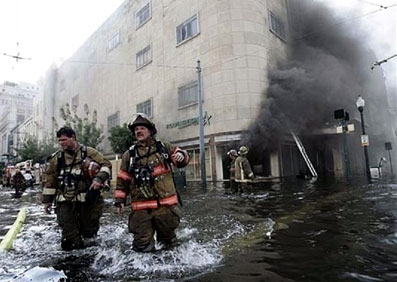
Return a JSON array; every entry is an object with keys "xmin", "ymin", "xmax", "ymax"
[{"xmin": 0, "ymin": 177, "xmax": 397, "ymax": 281}]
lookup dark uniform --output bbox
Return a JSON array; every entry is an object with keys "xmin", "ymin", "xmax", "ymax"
[
  {"xmin": 235, "ymin": 146, "xmax": 254, "ymax": 193},
  {"xmin": 227, "ymin": 149, "xmax": 238, "ymax": 193},
  {"xmin": 11, "ymin": 171, "xmax": 26, "ymax": 196},
  {"xmin": 42, "ymin": 145, "xmax": 111, "ymax": 250},
  {"xmin": 114, "ymin": 115, "xmax": 189, "ymax": 252}
]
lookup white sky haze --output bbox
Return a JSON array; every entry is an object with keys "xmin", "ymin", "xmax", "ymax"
[{"xmin": 0, "ymin": 0, "xmax": 395, "ymax": 93}]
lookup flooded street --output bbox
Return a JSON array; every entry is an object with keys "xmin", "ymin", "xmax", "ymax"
[{"xmin": 1, "ymin": 177, "xmax": 397, "ymax": 281}]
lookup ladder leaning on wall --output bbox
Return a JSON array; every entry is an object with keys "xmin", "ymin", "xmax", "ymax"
[{"xmin": 291, "ymin": 131, "xmax": 318, "ymax": 178}]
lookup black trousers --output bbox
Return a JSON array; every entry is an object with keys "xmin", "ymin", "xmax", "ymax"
[{"xmin": 56, "ymin": 199, "xmax": 103, "ymax": 250}]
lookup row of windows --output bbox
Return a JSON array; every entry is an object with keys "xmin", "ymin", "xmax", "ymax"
[
  {"xmin": 0, "ymin": 99, "xmax": 27, "ymax": 106},
  {"xmin": 107, "ymin": 80, "xmax": 199, "ymax": 131},
  {"xmin": 107, "ymin": 0, "xmax": 200, "ymax": 65}
]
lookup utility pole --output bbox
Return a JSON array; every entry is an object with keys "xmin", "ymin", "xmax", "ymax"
[{"xmin": 197, "ymin": 60, "xmax": 207, "ymax": 191}]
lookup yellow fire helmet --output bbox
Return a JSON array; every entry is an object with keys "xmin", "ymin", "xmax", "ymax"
[{"xmin": 238, "ymin": 146, "xmax": 249, "ymax": 155}]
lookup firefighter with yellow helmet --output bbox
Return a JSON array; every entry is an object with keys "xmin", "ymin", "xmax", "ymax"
[
  {"xmin": 42, "ymin": 127, "xmax": 112, "ymax": 250},
  {"xmin": 235, "ymin": 145, "xmax": 255, "ymax": 193},
  {"xmin": 114, "ymin": 113, "xmax": 190, "ymax": 252}
]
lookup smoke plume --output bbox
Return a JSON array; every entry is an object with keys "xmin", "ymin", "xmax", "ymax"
[{"xmin": 241, "ymin": 0, "xmax": 389, "ymax": 154}]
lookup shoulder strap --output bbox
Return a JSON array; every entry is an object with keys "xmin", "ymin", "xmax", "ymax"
[
  {"xmin": 56, "ymin": 152, "xmax": 65, "ymax": 176},
  {"xmin": 156, "ymin": 141, "xmax": 170, "ymax": 163},
  {"xmin": 81, "ymin": 145, "xmax": 87, "ymax": 160},
  {"xmin": 128, "ymin": 145, "xmax": 136, "ymax": 173}
]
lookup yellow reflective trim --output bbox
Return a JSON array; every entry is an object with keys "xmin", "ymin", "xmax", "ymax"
[
  {"xmin": 76, "ymin": 193, "xmax": 86, "ymax": 202},
  {"xmin": 42, "ymin": 188, "xmax": 56, "ymax": 195},
  {"xmin": 99, "ymin": 166, "xmax": 111, "ymax": 175}
]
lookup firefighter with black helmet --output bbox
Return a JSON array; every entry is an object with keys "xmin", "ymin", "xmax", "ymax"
[
  {"xmin": 114, "ymin": 113, "xmax": 190, "ymax": 252},
  {"xmin": 42, "ymin": 126, "xmax": 112, "ymax": 251},
  {"xmin": 235, "ymin": 145, "xmax": 255, "ymax": 193}
]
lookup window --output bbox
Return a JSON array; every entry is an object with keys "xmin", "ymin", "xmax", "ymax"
[
  {"xmin": 72, "ymin": 94, "xmax": 79, "ymax": 110},
  {"xmin": 17, "ymin": 114, "xmax": 25, "ymax": 124},
  {"xmin": 108, "ymin": 31, "xmax": 120, "ymax": 52},
  {"xmin": 178, "ymin": 81, "xmax": 198, "ymax": 108},
  {"xmin": 176, "ymin": 14, "xmax": 199, "ymax": 45},
  {"xmin": 136, "ymin": 2, "xmax": 151, "ymax": 29},
  {"xmin": 184, "ymin": 148, "xmax": 211, "ymax": 180},
  {"xmin": 136, "ymin": 45, "xmax": 152, "ymax": 69},
  {"xmin": 136, "ymin": 99, "xmax": 152, "ymax": 118},
  {"xmin": 269, "ymin": 12, "xmax": 286, "ymax": 40},
  {"xmin": 107, "ymin": 111, "xmax": 120, "ymax": 131}
]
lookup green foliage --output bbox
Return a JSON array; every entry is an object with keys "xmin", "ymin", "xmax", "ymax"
[
  {"xmin": 16, "ymin": 137, "xmax": 57, "ymax": 164},
  {"xmin": 108, "ymin": 123, "xmax": 136, "ymax": 154},
  {"xmin": 60, "ymin": 103, "xmax": 104, "ymax": 148}
]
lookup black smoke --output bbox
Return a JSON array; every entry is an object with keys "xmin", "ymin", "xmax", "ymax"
[{"xmin": 241, "ymin": 0, "xmax": 390, "ymax": 155}]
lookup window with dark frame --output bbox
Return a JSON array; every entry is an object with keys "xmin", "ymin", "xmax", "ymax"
[
  {"xmin": 108, "ymin": 31, "xmax": 120, "ymax": 52},
  {"xmin": 136, "ymin": 99, "xmax": 152, "ymax": 118},
  {"xmin": 136, "ymin": 45, "xmax": 152, "ymax": 69},
  {"xmin": 176, "ymin": 14, "xmax": 199, "ymax": 44},
  {"xmin": 269, "ymin": 12, "xmax": 286, "ymax": 40},
  {"xmin": 107, "ymin": 111, "xmax": 120, "ymax": 131},
  {"xmin": 178, "ymin": 81, "xmax": 198, "ymax": 108},
  {"xmin": 136, "ymin": 2, "xmax": 151, "ymax": 29}
]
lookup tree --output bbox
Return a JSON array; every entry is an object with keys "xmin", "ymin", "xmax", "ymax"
[
  {"xmin": 108, "ymin": 123, "xmax": 135, "ymax": 154},
  {"xmin": 16, "ymin": 137, "xmax": 57, "ymax": 163},
  {"xmin": 60, "ymin": 103, "xmax": 104, "ymax": 148}
]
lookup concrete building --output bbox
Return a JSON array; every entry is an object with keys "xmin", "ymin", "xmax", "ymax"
[
  {"xmin": 9, "ymin": 116, "xmax": 35, "ymax": 158},
  {"xmin": 40, "ymin": 0, "xmax": 291, "ymax": 181},
  {"xmin": 38, "ymin": 0, "xmax": 395, "ymax": 181},
  {"xmin": 0, "ymin": 81, "xmax": 37, "ymax": 160},
  {"xmin": 34, "ymin": 65, "xmax": 57, "ymax": 143}
]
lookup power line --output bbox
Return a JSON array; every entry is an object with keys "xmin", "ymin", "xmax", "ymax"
[
  {"xmin": 292, "ymin": 4, "xmax": 396, "ymax": 42},
  {"xmin": 354, "ymin": 0, "xmax": 390, "ymax": 9},
  {"xmin": 371, "ymin": 54, "xmax": 397, "ymax": 69},
  {"xmin": 217, "ymin": 4, "xmax": 396, "ymax": 68},
  {"xmin": 55, "ymin": 58, "xmax": 196, "ymax": 69},
  {"xmin": 50, "ymin": 3, "xmax": 396, "ymax": 71}
]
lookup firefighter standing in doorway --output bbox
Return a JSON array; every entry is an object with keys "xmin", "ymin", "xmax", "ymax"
[
  {"xmin": 235, "ymin": 146, "xmax": 255, "ymax": 193},
  {"xmin": 114, "ymin": 113, "xmax": 190, "ymax": 252},
  {"xmin": 42, "ymin": 127, "xmax": 112, "ymax": 251},
  {"xmin": 227, "ymin": 149, "xmax": 238, "ymax": 193}
]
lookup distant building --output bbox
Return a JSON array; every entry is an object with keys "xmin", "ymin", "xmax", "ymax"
[{"xmin": 0, "ymin": 81, "xmax": 37, "ymax": 159}]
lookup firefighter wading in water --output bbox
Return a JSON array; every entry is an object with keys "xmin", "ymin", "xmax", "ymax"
[
  {"xmin": 42, "ymin": 127, "xmax": 112, "ymax": 250},
  {"xmin": 114, "ymin": 114, "xmax": 190, "ymax": 252}
]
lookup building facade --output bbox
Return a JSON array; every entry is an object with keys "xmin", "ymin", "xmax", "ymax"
[
  {"xmin": 40, "ymin": 0, "xmax": 291, "ymax": 181},
  {"xmin": 0, "ymin": 81, "xmax": 37, "ymax": 161},
  {"xmin": 38, "ymin": 0, "xmax": 395, "ymax": 181}
]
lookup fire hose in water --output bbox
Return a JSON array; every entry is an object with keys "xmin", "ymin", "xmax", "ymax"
[{"xmin": 0, "ymin": 207, "xmax": 27, "ymax": 252}]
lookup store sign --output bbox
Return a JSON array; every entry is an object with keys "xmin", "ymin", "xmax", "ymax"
[{"xmin": 166, "ymin": 111, "xmax": 212, "ymax": 129}]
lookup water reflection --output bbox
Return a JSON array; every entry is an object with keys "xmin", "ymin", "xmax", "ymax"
[{"xmin": 0, "ymin": 177, "xmax": 396, "ymax": 281}]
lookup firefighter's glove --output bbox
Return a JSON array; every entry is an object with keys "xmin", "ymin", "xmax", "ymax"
[
  {"xmin": 90, "ymin": 178, "xmax": 102, "ymax": 190},
  {"xmin": 173, "ymin": 152, "xmax": 185, "ymax": 163}
]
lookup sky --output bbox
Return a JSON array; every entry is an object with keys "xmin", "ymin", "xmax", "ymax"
[
  {"xmin": 0, "ymin": 0, "xmax": 125, "ymax": 85},
  {"xmin": 0, "ymin": 0, "xmax": 396, "ymax": 91}
]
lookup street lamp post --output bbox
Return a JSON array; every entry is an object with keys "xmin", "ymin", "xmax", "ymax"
[{"xmin": 356, "ymin": 95, "xmax": 371, "ymax": 180}]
